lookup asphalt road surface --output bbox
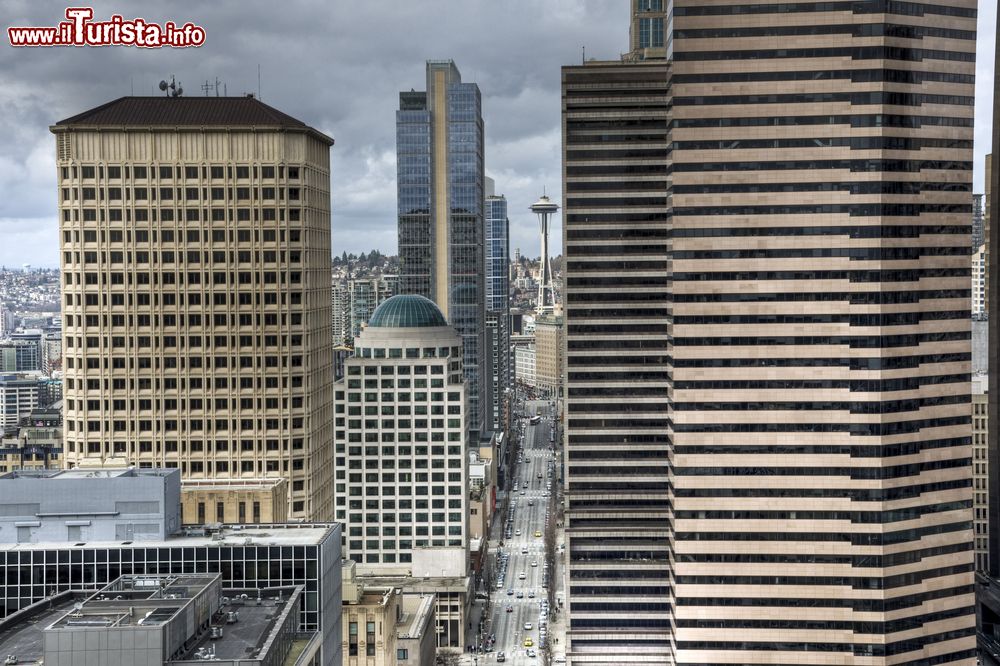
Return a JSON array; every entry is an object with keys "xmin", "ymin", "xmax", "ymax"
[{"xmin": 483, "ymin": 399, "xmax": 556, "ymax": 665}]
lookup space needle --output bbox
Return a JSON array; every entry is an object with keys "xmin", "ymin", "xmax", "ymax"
[{"xmin": 530, "ymin": 193, "xmax": 559, "ymax": 314}]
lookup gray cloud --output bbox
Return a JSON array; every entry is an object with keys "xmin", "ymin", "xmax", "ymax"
[{"xmin": 0, "ymin": 1, "xmax": 993, "ymax": 267}]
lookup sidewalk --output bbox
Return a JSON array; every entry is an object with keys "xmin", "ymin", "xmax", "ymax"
[{"xmin": 549, "ymin": 512, "xmax": 567, "ymax": 661}]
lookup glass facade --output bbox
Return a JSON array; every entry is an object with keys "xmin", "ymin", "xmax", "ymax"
[
  {"xmin": 485, "ymin": 195, "xmax": 510, "ymax": 435},
  {"xmin": 396, "ymin": 62, "xmax": 487, "ymax": 443},
  {"xmin": 0, "ymin": 525, "xmax": 342, "ymax": 665}
]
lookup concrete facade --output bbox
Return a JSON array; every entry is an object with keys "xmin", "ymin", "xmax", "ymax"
[
  {"xmin": 0, "ymin": 467, "xmax": 180, "ymax": 543},
  {"xmin": 533, "ymin": 314, "xmax": 563, "ymax": 397},
  {"xmin": 180, "ymin": 477, "xmax": 288, "ymax": 525},
  {"xmin": 51, "ymin": 97, "xmax": 335, "ymax": 521}
]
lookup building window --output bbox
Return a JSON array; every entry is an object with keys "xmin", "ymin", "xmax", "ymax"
[
  {"xmin": 366, "ymin": 621, "xmax": 376, "ymax": 655},
  {"xmin": 397, "ymin": 648, "xmax": 408, "ymax": 659},
  {"xmin": 348, "ymin": 622, "xmax": 358, "ymax": 656}
]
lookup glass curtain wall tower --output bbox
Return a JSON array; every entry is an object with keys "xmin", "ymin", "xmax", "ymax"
[{"xmin": 397, "ymin": 60, "xmax": 487, "ymax": 444}]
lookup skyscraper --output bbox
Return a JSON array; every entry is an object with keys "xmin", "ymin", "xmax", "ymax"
[
  {"xmin": 333, "ymin": 294, "xmax": 468, "ymax": 567},
  {"xmin": 562, "ymin": 56, "xmax": 673, "ymax": 663},
  {"xmin": 485, "ymin": 181, "xmax": 511, "ymax": 437},
  {"xmin": 51, "ymin": 96, "xmax": 335, "ymax": 521},
  {"xmin": 332, "ymin": 294, "xmax": 472, "ymax": 650},
  {"xmin": 563, "ymin": 1, "xmax": 977, "ymax": 663},
  {"xmin": 397, "ymin": 60, "xmax": 487, "ymax": 443}
]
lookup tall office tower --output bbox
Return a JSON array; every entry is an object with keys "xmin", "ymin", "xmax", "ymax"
[
  {"xmin": 564, "ymin": 1, "xmax": 979, "ymax": 663},
  {"xmin": 332, "ymin": 294, "xmax": 468, "ymax": 565},
  {"xmin": 332, "ymin": 278, "xmax": 350, "ymax": 346},
  {"xmin": 669, "ymin": 2, "xmax": 976, "ymax": 664},
  {"xmin": 485, "ymin": 183, "xmax": 511, "ymax": 435},
  {"xmin": 51, "ymin": 96, "xmax": 335, "ymax": 521},
  {"xmin": 396, "ymin": 60, "xmax": 487, "ymax": 443},
  {"xmin": 562, "ymin": 57, "xmax": 673, "ymax": 663}
]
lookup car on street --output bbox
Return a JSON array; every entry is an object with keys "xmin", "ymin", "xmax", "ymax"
[
  {"xmin": 519, "ymin": 572, "xmax": 526, "ymax": 579},
  {"xmin": 521, "ymin": 546, "xmax": 528, "ymax": 554},
  {"xmin": 506, "ymin": 605, "xmax": 513, "ymax": 613},
  {"xmin": 534, "ymin": 530, "xmax": 542, "ymax": 537},
  {"xmin": 531, "ymin": 561, "xmax": 538, "ymax": 567},
  {"xmin": 524, "ymin": 622, "xmax": 532, "ymax": 630},
  {"xmin": 527, "ymin": 648, "xmax": 537, "ymax": 657},
  {"xmin": 528, "ymin": 590, "xmax": 535, "ymax": 598},
  {"xmin": 527, "ymin": 499, "xmax": 534, "ymax": 506},
  {"xmin": 515, "ymin": 529, "xmax": 521, "ymax": 536},
  {"xmin": 497, "ymin": 652, "xmax": 506, "ymax": 662},
  {"xmin": 516, "ymin": 591, "xmax": 524, "ymax": 598},
  {"xmin": 524, "ymin": 638, "xmax": 534, "ymax": 647},
  {"xmin": 507, "ymin": 589, "xmax": 514, "ymax": 595}
]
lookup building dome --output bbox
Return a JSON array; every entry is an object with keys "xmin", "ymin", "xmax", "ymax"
[{"xmin": 368, "ymin": 295, "xmax": 448, "ymax": 328}]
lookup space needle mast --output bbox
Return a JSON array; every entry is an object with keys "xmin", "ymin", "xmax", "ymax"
[{"xmin": 530, "ymin": 193, "xmax": 559, "ymax": 314}]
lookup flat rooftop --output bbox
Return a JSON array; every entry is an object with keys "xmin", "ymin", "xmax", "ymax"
[
  {"xmin": 398, "ymin": 594, "xmax": 435, "ymax": 640},
  {"xmin": 49, "ymin": 574, "xmax": 219, "ymax": 630},
  {"xmin": 0, "ymin": 467, "xmax": 172, "ymax": 480},
  {"xmin": 0, "ymin": 523, "xmax": 336, "ymax": 551},
  {"xmin": 185, "ymin": 589, "xmax": 300, "ymax": 661},
  {"xmin": 0, "ymin": 597, "xmax": 80, "ymax": 665}
]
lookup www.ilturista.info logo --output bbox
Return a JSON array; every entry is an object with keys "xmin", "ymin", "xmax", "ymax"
[{"xmin": 8, "ymin": 7, "xmax": 206, "ymax": 48}]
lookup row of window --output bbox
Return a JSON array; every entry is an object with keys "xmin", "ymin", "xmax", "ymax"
[
  {"xmin": 63, "ymin": 207, "xmax": 303, "ymax": 224},
  {"xmin": 61, "ymin": 164, "xmax": 300, "ymax": 181},
  {"xmin": 63, "ymin": 186, "xmax": 298, "ymax": 202}
]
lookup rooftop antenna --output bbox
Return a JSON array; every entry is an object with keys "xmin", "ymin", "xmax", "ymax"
[
  {"xmin": 582, "ymin": 46, "xmax": 585, "ymax": 64},
  {"xmin": 257, "ymin": 64, "xmax": 261, "ymax": 100},
  {"xmin": 201, "ymin": 77, "xmax": 223, "ymax": 97},
  {"xmin": 158, "ymin": 75, "xmax": 183, "ymax": 97}
]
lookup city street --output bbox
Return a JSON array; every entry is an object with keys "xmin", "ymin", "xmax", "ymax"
[{"xmin": 478, "ymin": 399, "xmax": 558, "ymax": 665}]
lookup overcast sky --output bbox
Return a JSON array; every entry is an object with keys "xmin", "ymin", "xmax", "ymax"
[{"xmin": 0, "ymin": 1, "xmax": 995, "ymax": 268}]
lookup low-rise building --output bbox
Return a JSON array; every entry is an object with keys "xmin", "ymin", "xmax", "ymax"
[
  {"xmin": 534, "ymin": 313, "xmax": 563, "ymax": 397},
  {"xmin": 514, "ymin": 346, "xmax": 536, "ymax": 389},
  {"xmin": 181, "ymin": 477, "xmax": 289, "ymax": 525},
  {"xmin": 0, "ymin": 468, "xmax": 342, "ymax": 665},
  {"xmin": 0, "ymin": 467, "xmax": 181, "ymax": 543},
  {"xmin": 396, "ymin": 593, "xmax": 436, "ymax": 666},
  {"xmin": 0, "ymin": 572, "xmax": 309, "ymax": 666},
  {"xmin": 342, "ymin": 561, "xmax": 398, "ymax": 665},
  {"xmin": 0, "ymin": 372, "xmax": 42, "ymax": 432}
]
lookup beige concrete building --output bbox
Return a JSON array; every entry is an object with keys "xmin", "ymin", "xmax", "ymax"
[
  {"xmin": 180, "ymin": 477, "xmax": 288, "ymax": 525},
  {"xmin": 51, "ymin": 96, "xmax": 335, "ymax": 521},
  {"xmin": 563, "ymin": 1, "xmax": 977, "ymax": 663},
  {"xmin": 534, "ymin": 313, "xmax": 563, "ymax": 397},
  {"xmin": 342, "ymin": 562, "xmax": 399, "ymax": 666},
  {"xmin": 396, "ymin": 593, "xmax": 436, "ymax": 666},
  {"xmin": 975, "ymin": 375, "xmax": 989, "ymax": 573}
]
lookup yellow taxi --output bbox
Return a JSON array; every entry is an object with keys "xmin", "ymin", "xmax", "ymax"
[
  {"xmin": 534, "ymin": 530, "xmax": 542, "ymax": 538},
  {"xmin": 524, "ymin": 638, "xmax": 534, "ymax": 647}
]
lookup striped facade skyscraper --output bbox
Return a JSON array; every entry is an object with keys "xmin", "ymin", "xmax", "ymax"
[{"xmin": 562, "ymin": 1, "xmax": 977, "ymax": 663}]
